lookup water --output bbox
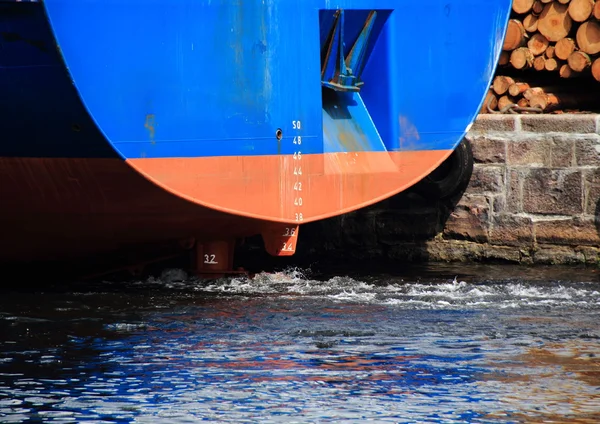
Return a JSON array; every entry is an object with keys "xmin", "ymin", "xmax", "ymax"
[{"xmin": 1, "ymin": 265, "xmax": 599, "ymax": 423}]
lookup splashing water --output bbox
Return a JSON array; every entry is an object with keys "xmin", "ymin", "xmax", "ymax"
[{"xmin": 144, "ymin": 266, "xmax": 600, "ymax": 311}]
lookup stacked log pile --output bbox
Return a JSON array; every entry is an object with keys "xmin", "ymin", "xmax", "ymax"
[{"xmin": 483, "ymin": 0, "xmax": 600, "ymax": 113}]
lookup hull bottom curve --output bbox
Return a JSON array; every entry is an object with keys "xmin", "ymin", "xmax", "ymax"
[{"xmin": 0, "ymin": 157, "xmax": 264, "ymax": 263}]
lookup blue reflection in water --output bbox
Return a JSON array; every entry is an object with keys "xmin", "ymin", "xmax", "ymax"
[{"xmin": 1, "ymin": 266, "xmax": 599, "ymax": 423}]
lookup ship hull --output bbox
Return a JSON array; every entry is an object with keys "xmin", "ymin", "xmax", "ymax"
[
  {"xmin": 0, "ymin": 0, "xmax": 511, "ymax": 265},
  {"xmin": 0, "ymin": 157, "xmax": 265, "ymax": 263}
]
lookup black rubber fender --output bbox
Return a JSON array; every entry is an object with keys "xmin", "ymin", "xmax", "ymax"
[{"xmin": 411, "ymin": 137, "xmax": 474, "ymax": 200}]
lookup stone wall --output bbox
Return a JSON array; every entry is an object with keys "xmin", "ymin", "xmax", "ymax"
[{"xmin": 286, "ymin": 114, "xmax": 600, "ymax": 266}]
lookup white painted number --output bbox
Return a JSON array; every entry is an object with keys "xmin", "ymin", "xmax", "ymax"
[
  {"xmin": 291, "ymin": 119, "xmax": 305, "ymax": 222},
  {"xmin": 203, "ymin": 254, "xmax": 218, "ymax": 264},
  {"xmin": 282, "ymin": 227, "xmax": 297, "ymax": 236},
  {"xmin": 281, "ymin": 242, "xmax": 295, "ymax": 252}
]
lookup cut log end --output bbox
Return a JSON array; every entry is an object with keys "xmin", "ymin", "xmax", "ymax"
[
  {"xmin": 509, "ymin": 82, "xmax": 531, "ymax": 97},
  {"xmin": 510, "ymin": 47, "xmax": 535, "ymax": 69},
  {"xmin": 576, "ymin": 21, "xmax": 600, "ymax": 55},
  {"xmin": 594, "ymin": 1, "xmax": 600, "ymax": 19},
  {"xmin": 568, "ymin": 0, "xmax": 595, "ymax": 22},
  {"xmin": 555, "ymin": 38, "xmax": 576, "ymax": 60},
  {"xmin": 568, "ymin": 50, "xmax": 592, "ymax": 72},
  {"xmin": 504, "ymin": 19, "xmax": 527, "ymax": 51},
  {"xmin": 538, "ymin": 2, "xmax": 573, "ymax": 42},
  {"xmin": 524, "ymin": 86, "xmax": 545, "ymax": 100},
  {"xmin": 513, "ymin": 0, "xmax": 536, "ymax": 14},
  {"xmin": 527, "ymin": 33, "xmax": 550, "ymax": 56},
  {"xmin": 534, "ymin": 56, "xmax": 547, "ymax": 71},
  {"xmin": 523, "ymin": 14, "xmax": 539, "ymax": 32},
  {"xmin": 498, "ymin": 95, "xmax": 516, "ymax": 111},
  {"xmin": 492, "ymin": 76, "xmax": 516, "ymax": 95},
  {"xmin": 559, "ymin": 64, "xmax": 577, "ymax": 78},
  {"xmin": 529, "ymin": 92, "xmax": 560, "ymax": 111},
  {"xmin": 545, "ymin": 57, "xmax": 562, "ymax": 71},
  {"xmin": 591, "ymin": 58, "xmax": 600, "ymax": 82}
]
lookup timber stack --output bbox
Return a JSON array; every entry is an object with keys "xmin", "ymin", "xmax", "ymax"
[{"xmin": 482, "ymin": 0, "xmax": 600, "ymax": 114}]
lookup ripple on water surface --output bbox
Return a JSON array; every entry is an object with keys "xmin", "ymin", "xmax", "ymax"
[{"xmin": 0, "ymin": 265, "xmax": 599, "ymax": 423}]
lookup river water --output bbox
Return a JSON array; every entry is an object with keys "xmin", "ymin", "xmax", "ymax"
[{"xmin": 1, "ymin": 264, "xmax": 599, "ymax": 423}]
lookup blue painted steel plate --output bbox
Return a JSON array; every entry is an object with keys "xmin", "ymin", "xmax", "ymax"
[{"xmin": 41, "ymin": 0, "xmax": 511, "ymax": 159}]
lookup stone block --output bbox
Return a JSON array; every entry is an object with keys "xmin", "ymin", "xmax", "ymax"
[
  {"xmin": 507, "ymin": 139, "xmax": 548, "ymax": 167},
  {"xmin": 534, "ymin": 216, "xmax": 600, "ymax": 246},
  {"xmin": 522, "ymin": 169, "xmax": 583, "ymax": 215},
  {"xmin": 507, "ymin": 136, "xmax": 574, "ymax": 168},
  {"xmin": 573, "ymin": 134, "xmax": 600, "ymax": 166},
  {"xmin": 424, "ymin": 240, "xmax": 485, "ymax": 262},
  {"xmin": 468, "ymin": 166, "xmax": 504, "ymax": 194},
  {"xmin": 490, "ymin": 214, "xmax": 534, "ymax": 247},
  {"xmin": 520, "ymin": 115, "xmax": 597, "ymax": 134},
  {"xmin": 551, "ymin": 138, "xmax": 576, "ymax": 168},
  {"xmin": 471, "ymin": 115, "xmax": 517, "ymax": 132},
  {"xmin": 482, "ymin": 245, "xmax": 523, "ymax": 263},
  {"xmin": 469, "ymin": 134, "xmax": 507, "ymax": 163},
  {"xmin": 577, "ymin": 246, "xmax": 600, "ymax": 265},
  {"xmin": 533, "ymin": 245, "xmax": 586, "ymax": 265},
  {"xmin": 443, "ymin": 195, "xmax": 490, "ymax": 242},
  {"xmin": 491, "ymin": 194, "xmax": 507, "ymax": 214},
  {"xmin": 583, "ymin": 168, "xmax": 600, "ymax": 215},
  {"xmin": 506, "ymin": 169, "xmax": 523, "ymax": 213}
]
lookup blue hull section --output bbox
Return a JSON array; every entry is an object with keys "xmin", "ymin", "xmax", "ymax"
[
  {"xmin": 0, "ymin": 1, "xmax": 118, "ymax": 158},
  {"xmin": 35, "ymin": 0, "xmax": 511, "ymax": 160}
]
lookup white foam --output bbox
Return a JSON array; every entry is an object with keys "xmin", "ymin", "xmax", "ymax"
[{"xmin": 126, "ymin": 268, "xmax": 600, "ymax": 310}]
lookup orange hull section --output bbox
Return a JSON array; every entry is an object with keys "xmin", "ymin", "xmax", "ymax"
[
  {"xmin": 0, "ymin": 149, "xmax": 451, "ymax": 263},
  {"xmin": 127, "ymin": 150, "xmax": 453, "ymax": 224}
]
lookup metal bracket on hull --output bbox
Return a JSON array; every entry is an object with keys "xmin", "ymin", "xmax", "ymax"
[{"xmin": 321, "ymin": 9, "xmax": 377, "ymax": 92}]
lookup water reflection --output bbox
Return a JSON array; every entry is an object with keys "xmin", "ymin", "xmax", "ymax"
[{"xmin": 0, "ymin": 266, "xmax": 599, "ymax": 422}]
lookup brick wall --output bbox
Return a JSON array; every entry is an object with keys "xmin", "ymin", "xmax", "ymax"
[{"xmin": 293, "ymin": 114, "xmax": 600, "ymax": 266}]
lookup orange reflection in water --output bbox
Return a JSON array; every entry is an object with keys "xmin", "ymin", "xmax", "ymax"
[{"xmin": 482, "ymin": 340, "xmax": 600, "ymax": 423}]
